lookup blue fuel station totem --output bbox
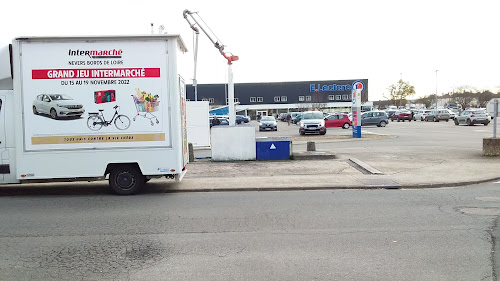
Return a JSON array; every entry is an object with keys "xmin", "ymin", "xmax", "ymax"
[{"xmin": 351, "ymin": 81, "xmax": 364, "ymax": 138}]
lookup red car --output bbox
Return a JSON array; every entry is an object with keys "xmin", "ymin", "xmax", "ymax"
[
  {"xmin": 390, "ymin": 110, "xmax": 412, "ymax": 122},
  {"xmin": 324, "ymin": 113, "xmax": 352, "ymax": 129}
]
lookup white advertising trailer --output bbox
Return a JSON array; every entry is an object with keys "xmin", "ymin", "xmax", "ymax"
[{"xmin": 0, "ymin": 35, "xmax": 189, "ymax": 195}]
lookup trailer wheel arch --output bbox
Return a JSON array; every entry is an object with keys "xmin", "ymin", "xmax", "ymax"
[{"xmin": 106, "ymin": 163, "xmax": 145, "ymax": 195}]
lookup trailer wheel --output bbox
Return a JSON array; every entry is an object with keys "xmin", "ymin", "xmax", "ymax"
[{"xmin": 109, "ymin": 165, "xmax": 145, "ymax": 195}]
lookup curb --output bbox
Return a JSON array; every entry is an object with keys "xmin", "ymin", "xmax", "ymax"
[
  {"xmin": 398, "ymin": 177, "xmax": 500, "ymax": 189},
  {"xmin": 147, "ymin": 176, "xmax": 500, "ymax": 194},
  {"xmin": 292, "ymin": 151, "xmax": 336, "ymax": 160}
]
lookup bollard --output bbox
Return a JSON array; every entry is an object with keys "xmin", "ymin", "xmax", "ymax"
[
  {"xmin": 307, "ymin": 141, "xmax": 316, "ymax": 152},
  {"xmin": 188, "ymin": 143, "xmax": 194, "ymax": 162}
]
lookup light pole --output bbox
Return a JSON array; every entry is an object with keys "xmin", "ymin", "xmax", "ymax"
[{"xmin": 435, "ymin": 70, "xmax": 438, "ymax": 109}]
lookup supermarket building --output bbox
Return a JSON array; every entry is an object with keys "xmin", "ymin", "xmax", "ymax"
[{"xmin": 186, "ymin": 79, "xmax": 371, "ymax": 119}]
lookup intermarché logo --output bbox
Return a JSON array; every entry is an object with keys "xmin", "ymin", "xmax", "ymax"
[{"xmin": 68, "ymin": 49, "xmax": 123, "ymax": 59}]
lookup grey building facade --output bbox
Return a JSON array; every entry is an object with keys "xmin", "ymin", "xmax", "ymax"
[{"xmin": 186, "ymin": 79, "xmax": 369, "ymax": 117}]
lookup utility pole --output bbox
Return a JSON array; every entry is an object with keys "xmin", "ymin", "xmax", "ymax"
[{"xmin": 435, "ymin": 70, "xmax": 439, "ymax": 109}]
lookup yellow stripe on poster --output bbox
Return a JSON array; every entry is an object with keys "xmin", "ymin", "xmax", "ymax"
[{"xmin": 32, "ymin": 133, "xmax": 166, "ymax": 145}]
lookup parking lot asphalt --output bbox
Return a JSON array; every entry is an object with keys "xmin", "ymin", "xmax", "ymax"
[{"xmin": 171, "ymin": 118, "xmax": 500, "ymax": 192}]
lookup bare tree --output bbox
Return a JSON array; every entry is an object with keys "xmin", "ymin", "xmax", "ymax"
[
  {"xmin": 454, "ymin": 85, "xmax": 477, "ymax": 94},
  {"xmin": 415, "ymin": 94, "xmax": 435, "ymax": 109},
  {"xmin": 453, "ymin": 92, "xmax": 475, "ymax": 110},
  {"xmin": 476, "ymin": 90, "xmax": 496, "ymax": 108},
  {"xmin": 373, "ymin": 100, "xmax": 392, "ymax": 109}
]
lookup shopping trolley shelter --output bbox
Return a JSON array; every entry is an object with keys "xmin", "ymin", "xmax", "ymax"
[{"xmin": 0, "ymin": 35, "xmax": 190, "ymax": 195}]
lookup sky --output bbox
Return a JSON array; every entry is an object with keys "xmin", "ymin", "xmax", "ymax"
[{"xmin": 1, "ymin": 0, "xmax": 499, "ymax": 101}]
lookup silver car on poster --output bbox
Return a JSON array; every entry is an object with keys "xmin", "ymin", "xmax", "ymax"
[{"xmin": 33, "ymin": 94, "xmax": 85, "ymax": 119}]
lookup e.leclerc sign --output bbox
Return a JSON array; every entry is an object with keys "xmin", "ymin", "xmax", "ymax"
[{"xmin": 310, "ymin": 83, "xmax": 353, "ymax": 92}]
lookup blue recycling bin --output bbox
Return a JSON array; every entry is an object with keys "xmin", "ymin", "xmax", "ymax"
[{"xmin": 256, "ymin": 137, "xmax": 291, "ymax": 160}]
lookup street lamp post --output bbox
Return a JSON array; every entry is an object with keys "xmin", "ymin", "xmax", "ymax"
[{"xmin": 435, "ymin": 70, "xmax": 438, "ymax": 109}]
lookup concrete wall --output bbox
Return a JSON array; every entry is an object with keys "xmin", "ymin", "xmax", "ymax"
[
  {"xmin": 211, "ymin": 126, "xmax": 256, "ymax": 161},
  {"xmin": 483, "ymin": 137, "xmax": 500, "ymax": 156}
]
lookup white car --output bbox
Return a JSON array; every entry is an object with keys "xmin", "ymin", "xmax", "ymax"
[
  {"xmin": 454, "ymin": 109, "xmax": 489, "ymax": 126},
  {"xmin": 478, "ymin": 108, "xmax": 494, "ymax": 119},
  {"xmin": 445, "ymin": 109, "xmax": 457, "ymax": 119},
  {"xmin": 413, "ymin": 110, "xmax": 431, "ymax": 121},
  {"xmin": 33, "ymin": 94, "xmax": 85, "ymax": 119},
  {"xmin": 299, "ymin": 111, "xmax": 326, "ymax": 135}
]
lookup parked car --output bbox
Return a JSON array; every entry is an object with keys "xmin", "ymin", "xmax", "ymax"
[
  {"xmin": 445, "ymin": 109, "xmax": 457, "ymax": 119},
  {"xmin": 425, "ymin": 109, "xmax": 450, "ymax": 122},
  {"xmin": 454, "ymin": 110, "xmax": 490, "ymax": 126},
  {"xmin": 33, "ymin": 94, "xmax": 85, "ymax": 119},
  {"xmin": 384, "ymin": 110, "xmax": 397, "ymax": 119},
  {"xmin": 218, "ymin": 118, "xmax": 229, "ymax": 126},
  {"xmin": 478, "ymin": 108, "xmax": 494, "ymax": 120},
  {"xmin": 259, "ymin": 116, "xmax": 278, "ymax": 131},
  {"xmin": 290, "ymin": 112, "xmax": 301, "ymax": 124},
  {"xmin": 209, "ymin": 116, "xmax": 229, "ymax": 127},
  {"xmin": 236, "ymin": 115, "xmax": 249, "ymax": 124},
  {"xmin": 360, "ymin": 111, "xmax": 388, "ymax": 127},
  {"xmin": 259, "ymin": 116, "xmax": 277, "ymax": 131},
  {"xmin": 414, "ymin": 110, "xmax": 431, "ymax": 121},
  {"xmin": 278, "ymin": 113, "xmax": 288, "ymax": 121},
  {"xmin": 299, "ymin": 111, "xmax": 326, "ymax": 135},
  {"xmin": 324, "ymin": 113, "xmax": 352, "ymax": 129},
  {"xmin": 294, "ymin": 113, "xmax": 303, "ymax": 124},
  {"xmin": 390, "ymin": 110, "xmax": 412, "ymax": 122}
]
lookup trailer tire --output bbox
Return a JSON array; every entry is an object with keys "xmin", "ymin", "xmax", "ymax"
[{"xmin": 109, "ymin": 165, "xmax": 145, "ymax": 195}]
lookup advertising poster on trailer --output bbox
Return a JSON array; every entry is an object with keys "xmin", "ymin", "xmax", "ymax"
[{"xmin": 20, "ymin": 40, "xmax": 170, "ymax": 151}]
